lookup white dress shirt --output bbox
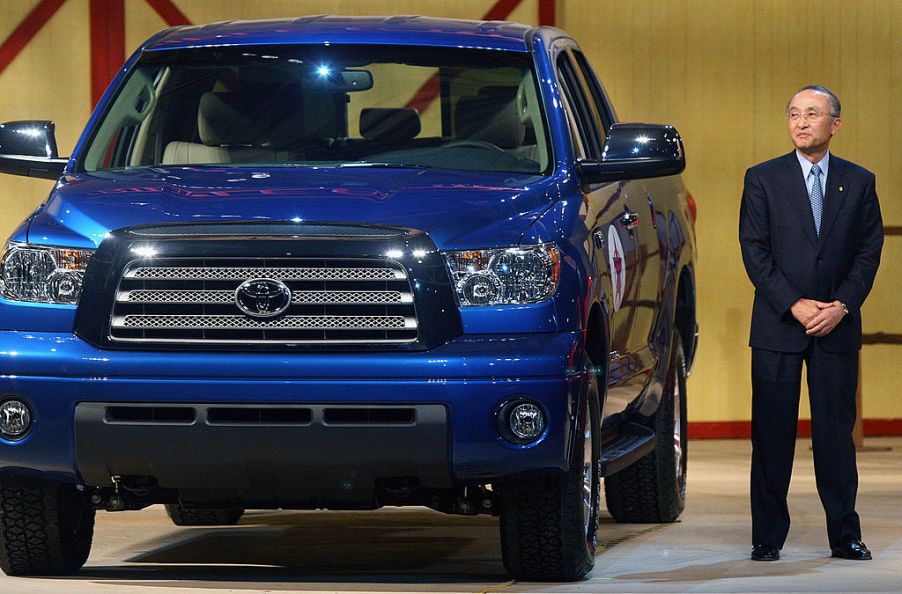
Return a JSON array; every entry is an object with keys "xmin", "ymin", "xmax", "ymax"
[{"xmin": 796, "ymin": 150, "xmax": 829, "ymax": 198}]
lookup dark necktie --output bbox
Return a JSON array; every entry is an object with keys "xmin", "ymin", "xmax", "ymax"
[{"xmin": 809, "ymin": 163, "xmax": 823, "ymax": 235}]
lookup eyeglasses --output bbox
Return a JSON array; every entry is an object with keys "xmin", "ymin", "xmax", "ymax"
[{"xmin": 787, "ymin": 110, "xmax": 836, "ymax": 122}]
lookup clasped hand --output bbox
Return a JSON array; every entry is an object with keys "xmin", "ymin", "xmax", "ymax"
[{"xmin": 790, "ymin": 298, "xmax": 846, "ymax": 337}]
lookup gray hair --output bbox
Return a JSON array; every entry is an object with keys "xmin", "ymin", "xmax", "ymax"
[{"xmin": 786, "ymin": 85, "xmax": 841, "ymax": 117}]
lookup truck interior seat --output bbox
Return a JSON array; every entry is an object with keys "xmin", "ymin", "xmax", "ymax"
[
  {"xmin": 359, "ymin": 108, "xmax": 421, "ymax": 142},
  {"xmin": 454, "ymin": 86, "xmax": 525, "ymax": 150},
  {"xmin": 162, "ymin": 91, "xmax": 295, "ymax": 165}
]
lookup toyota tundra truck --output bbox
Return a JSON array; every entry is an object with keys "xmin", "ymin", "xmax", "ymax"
[{"xmin": 0, "ymin": 15, "xmax": 697, "ymax": 581}]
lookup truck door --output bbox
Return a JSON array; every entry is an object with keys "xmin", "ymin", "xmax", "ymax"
[
  {"xmin": 570, "ymin": 50, "xmax": 663, "ymax": 369},
  {"xmin": 631, "ymin": 182, "xmax": 665, "ymax": 363},
  {"xmin": 554, "ymin": 49, "xmax": 644, "ymax": 418}
]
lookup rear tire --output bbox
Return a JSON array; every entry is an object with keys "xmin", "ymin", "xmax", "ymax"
[
  {"xmin": 0, "ymin": 478, "xmax": 95, "ymax": 576},
  {"xmin": 497, "ymin": 362, "xmax": 601, "ymax": 581},
  {"xmin": 165, "ymin": 503, "xmax": 244, "ymax": 526},
  {"xmin": 604, "ymin": 331, "xmax": 688, "ymax": 523}
]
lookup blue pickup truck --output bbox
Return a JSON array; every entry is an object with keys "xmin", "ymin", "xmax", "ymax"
[{"xmin": 0, "ymin": 16, "xmax": 696, "ymax": 581}]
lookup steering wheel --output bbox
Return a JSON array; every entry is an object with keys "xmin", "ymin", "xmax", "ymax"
[{"xmin": 442, "ymin": 139, "xmax": 509, "ymax": 154}]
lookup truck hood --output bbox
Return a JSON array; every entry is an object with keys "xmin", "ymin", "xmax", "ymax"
[{"xmin": 27, "ymin": 167, "xmax": 558, "ymax": 250}]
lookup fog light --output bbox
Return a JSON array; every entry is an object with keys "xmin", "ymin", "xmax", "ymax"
[
  {"xmin": 509, "ymin": 403, "xmax": 544, "ymax": 439},
  {"xmin": 497, "ymin": 399, "xmax": 547, "ymax": 444},
  {"xmin": 0, "ymin": 399, "xmax": 33, "ymax": 440}
]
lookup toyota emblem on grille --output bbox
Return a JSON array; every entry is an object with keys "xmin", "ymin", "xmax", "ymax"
[{"xmin": 235, "ymin": 278, "xmax": 292, "ymax": 318}]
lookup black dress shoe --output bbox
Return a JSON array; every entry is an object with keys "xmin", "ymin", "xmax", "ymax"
[
  {"xmin": 751, "ymin": 544, "xmax": 780, "ymax": 561},
  {"xmin": 831, "ymin": 538, "xmax": 872, "ymax": 560}
]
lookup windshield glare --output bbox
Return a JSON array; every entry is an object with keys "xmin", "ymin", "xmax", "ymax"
[{"xmin": 81, "ymin": 45, "xmax": 550, "ymax": 175}]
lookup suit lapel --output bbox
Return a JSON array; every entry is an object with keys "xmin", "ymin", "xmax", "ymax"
[
  {"xmin": 817, "ymin": 155, "xmax": 849, "ymax": 249},
  {"xmin": 778, "ymin": 152, "xmax": 818, "ymax": 248}
]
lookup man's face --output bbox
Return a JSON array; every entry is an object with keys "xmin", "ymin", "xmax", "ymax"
[{"xmin": 787, "ymin": 90, "xmax": 841, "ymax": 155}]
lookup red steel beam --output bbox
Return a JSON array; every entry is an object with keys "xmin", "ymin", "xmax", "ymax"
[
  {"xmin": 0, "ymin": 0, "xmax": 68, "ymax": 78},
  {"xmin": 405, "ymin": 76, "xmax": 442, "ymax": 115},
  {"xmin": 538, "ymin": 0, "xmax": 556, "ymax": 26},
  {"xmin": 90, "ymin": 0, "xmax": 125, "ymax": 107},
  {"xmin": 90, "ymin": 0, "xmax": 190, "ymax": 107},
  {"xmin": 146, "ymin": 0, "xmax": 192, "ymax": 26},
  {"xmin": 482, "ymin": 0, "xmax": 523, "ymax": 21}
]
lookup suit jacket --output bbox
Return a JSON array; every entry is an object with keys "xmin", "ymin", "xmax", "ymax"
[{"xmin": 739, "ymin": 151, "xmax": 883, "ymax": 353}]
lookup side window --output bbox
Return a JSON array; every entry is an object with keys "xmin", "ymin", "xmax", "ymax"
[
  {"xmin": 83, "ymin": 67, "xmax": 161, "ymax": 170},
  {"xmin": 555, "ymin": 53, "xmax": 602, "ymax": 160},
  {"xmin": 570, "ymin": 50, "xmax": 612, "ymax": 144},
  {"xmin": 558, "ymin": 86, "xmax": 587, "ymax": 159}
]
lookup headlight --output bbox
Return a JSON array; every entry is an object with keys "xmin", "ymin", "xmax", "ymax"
[
  {"xmin": 0, "ymin": 243, "xmax": 94, "ymax": 304},
  {"xmin": 444, "ymin": 243, "xmax": 560, "ymax": 306}
]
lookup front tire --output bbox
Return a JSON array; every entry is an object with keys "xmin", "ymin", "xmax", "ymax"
[
  {"xmin": 604, "ymin": 331, "xmax": 688, "ymax": 523},
  {"xmin": 0, "ymin": 478, "xmax": 95, "ymax": 576},
  {"xmin": 497, "ymin": 363, "xmax": 601, "ymax": 581},
  {"xmin": 165, "ymin": 503, "xmax": 244, "ymax": 526}
]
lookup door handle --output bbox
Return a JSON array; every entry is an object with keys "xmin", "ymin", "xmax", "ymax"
[{"xmin": 618, "ymin": 211, "xmax": 640, "ymax": 230}]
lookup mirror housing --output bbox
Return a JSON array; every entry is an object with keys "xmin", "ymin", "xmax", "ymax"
[
  {"xmin": 0, "ymin": 121, "xmax": 67, "ymax": 180},
  {"xmin": 577, "ymin": 123, "xmax": 685, "ymax": 185},
  {"xmin": 304, "ymin": 69, "xmax": 373, "ymax": 92}
]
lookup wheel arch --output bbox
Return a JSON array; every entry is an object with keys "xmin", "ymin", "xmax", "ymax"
[
  {"xmin": 565, "ymin": 300, "xmax": 609, "ymax": 471},
  {"xmin": 674, "ymin": 265, "xmax": 697, "ymax": 374},
  {"xmin": 583, "ymin": 301, "xmax": 610, "ymax": 410}
]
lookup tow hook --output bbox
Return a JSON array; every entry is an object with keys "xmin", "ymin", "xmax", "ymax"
[
  {"xmin": 106, "ymin": 475, "xmax": 127, "ymax": 511},
  {"xmin": 88, "ymin": 476, "xmax": 129, "ymax": 511},
  {"xmin": 454, "ymin": 486, "xmax": 496, "ymax": 515}
]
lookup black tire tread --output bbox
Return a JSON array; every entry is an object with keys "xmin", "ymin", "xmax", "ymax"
[
  {"xmin": 498, "ymin": 365, "xmax": 599, "ymax": 581},
  {"xmin": 604, "ymin": 334, "xmax": 687, "ymax": 523},
  {"xmin": 0, "ymin": 478, "xmax": 94, "ymax": 576},
  {"xmin": 499, "ymin": 471, "xmax": 594, "ymax": 581}
]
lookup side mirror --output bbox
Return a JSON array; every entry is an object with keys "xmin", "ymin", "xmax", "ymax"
[
  {"xmin": 0, "ymin": 121, "xmax": 68, "ymax": 180},
  {"xmin": 577, "ymin": 123, "xmax": 685, "ymax": 186}
]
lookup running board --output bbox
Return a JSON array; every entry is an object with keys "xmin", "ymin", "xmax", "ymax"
[{"xmin": 599, "ymin": 422, "xmax": 656, "ymax": 477}]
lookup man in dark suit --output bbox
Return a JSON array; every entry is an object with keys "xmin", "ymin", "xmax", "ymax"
[{"xmin": 739, "ymin": 85, "xmax": 883, "ymax": 562}]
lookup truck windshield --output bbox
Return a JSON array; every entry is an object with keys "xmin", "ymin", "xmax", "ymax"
[{"xmin": 81, "ymin": 45, "xmax": 550, "ymax": 175}]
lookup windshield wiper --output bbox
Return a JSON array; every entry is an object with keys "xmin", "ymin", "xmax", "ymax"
[{"xmin": 335, "ymin": 162, "xmax": 433, "ymax": 169}]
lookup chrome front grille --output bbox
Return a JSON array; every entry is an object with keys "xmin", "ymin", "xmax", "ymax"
[
  {"xmin": 109, "ymin": 258, "xmax": 418, "ymax": 345},
  {"xmin": 114, "ymin": 314, "xmax": 413, "ymax": 330},
  {"xmin": 126, "ymin": 266, "xmax": 402, "ymax": 281},
  {"xmin": 121, "ymin": 289, "xmax": 409, "ymax": 305}
]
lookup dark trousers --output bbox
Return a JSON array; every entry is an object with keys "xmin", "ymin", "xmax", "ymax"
[{"xmin": 750, "ymin": 342, "xmax": 861, "ymax": 549}]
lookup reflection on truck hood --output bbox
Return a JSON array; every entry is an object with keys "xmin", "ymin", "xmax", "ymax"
[{"xmin": 27, "ymin": 167, "xmax": 558, "ymax": 250}]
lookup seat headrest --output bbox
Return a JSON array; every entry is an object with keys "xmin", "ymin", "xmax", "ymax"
[
  {"xmin": 454, "ymin": 86, "xmax": 525, "ymax": 149},
  {"xmin": 285, "ymin": 87, "xmax": 341, "ymax": 147},
  {"xmin": 360, "ymin": 108, "xmax": 421, "ymax": 141},
  {"xmin": 198, "ymin": 88, "xmax": 340, "ymax": 149},
  {"xmin": 197, "ymin": 92, "xmax": 269, "ymax": 146}
]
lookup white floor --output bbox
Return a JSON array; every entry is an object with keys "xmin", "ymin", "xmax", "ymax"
[{"xmin": 2, "ymin": 438, "xmax": 900, "ymax": 593}]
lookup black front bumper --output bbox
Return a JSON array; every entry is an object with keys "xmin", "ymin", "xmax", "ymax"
[{"xmin": 74, "ymin": 402, "xmax": 451, "ymax": 506}]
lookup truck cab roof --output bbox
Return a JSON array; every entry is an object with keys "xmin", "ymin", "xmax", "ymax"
[{"xmin": 148, "ymin": 15, "xmax": 539, "ymax": 53}]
